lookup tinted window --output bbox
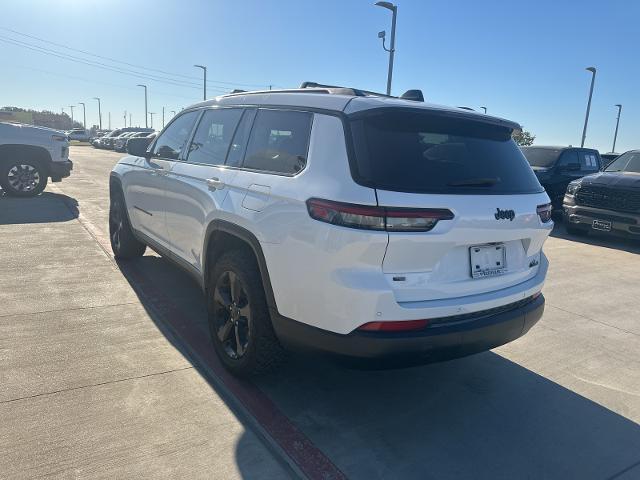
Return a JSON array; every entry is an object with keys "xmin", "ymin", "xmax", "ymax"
[
  {"xmin": 521, "ymin": 147, "xmax": 563, "ymax": 168},
  {"xmin": 350, "ymin": 111, "xmax": 543, "ymax": 194},
  {"xmin": 557, "ymin": 150, "xmax": 579, "ymax": 167},
  {"xmin": 226, "ymin": 109, "xmax": 256, "ymax": 167},
  {"xmin": 187, "ymin": 108, "xmax": 243, "ymax": 165},
  {"xmin": 152, "ymin": 111, "xmax": 199, "ymax": 160},
  {"xmin": 243, "ymin": 109, "xmax": 312, "ymax": 174},
  {"xmin": 605, "ymin": 151, "xmax": 640, "ymax": 173},
  {"xmin": 578, "ymin": 151, "xmax": 600, "ymax": 172}
]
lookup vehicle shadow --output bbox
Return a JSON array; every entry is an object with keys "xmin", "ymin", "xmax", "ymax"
[
  {"xmin": 116, "ymin": 253, "xmax": 640, "ymax": 480},
  {"xmin": 0, "ymin": 191, "xmax": 79, "ymax": 225},
  {"xmin": 551, "ymin": 219, "xmax": 640, "ymax": 255}
]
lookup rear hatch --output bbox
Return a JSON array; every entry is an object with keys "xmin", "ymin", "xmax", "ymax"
[{"xmin": 349, "ymin": 108, "xmax": 551, "ymax": 303}]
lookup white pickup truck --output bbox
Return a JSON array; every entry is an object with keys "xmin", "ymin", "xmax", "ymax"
[{"xmin": 0, "ymin": 122, "xmax": 73, "ymax": 197}]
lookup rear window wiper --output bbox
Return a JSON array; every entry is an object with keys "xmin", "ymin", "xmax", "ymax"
[{"xmin": 447, "ymin": 177, "xmax": 500, "ymax": 187}]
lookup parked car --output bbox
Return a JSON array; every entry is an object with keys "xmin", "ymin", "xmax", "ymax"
[
  {"xmin": 66, "ymin": 128, "xmax": 90, "ymax": 142},
  {"xmin": 0, "ymin": 121, "xmax": 72, "ymax": 196},
  {"xmin": 521, "ymin": 146, "xmax": 602, "ymax": 208},
  {"xmin": 110, "ymin": 86, "xmax": 552, "ymax": 376},
  {"xmin": 563, "ymin": 149, "xmax": 640, "ymax": 238},
  {"xmin": 113, "ymin": 132, "xmax": 138, "ymax": 152},
  {"xmin": 102, "ymin": 128, "xmax": 153, "ymax": 150}
]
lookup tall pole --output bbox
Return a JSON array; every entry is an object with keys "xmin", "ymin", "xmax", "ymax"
[
  {"xmin": 129, "ymin": 113, "xmax": 132, "ymax": 127},
  {"xmin": 581, "ymin": 67, "xmax": 597, "ymax": 148},
  {"xmin": 375, "ymin": 2, "xmax": 397, "ymax": 96},
  {"xmin": 162, "ymin": 107, "xmax": 165, "ymax": 128},
  {"xmin": 612, "ymin": 104, "xmax": 622, "ymax": 153},
  {"xmin": 78, "ymin": 102, "xmax": 86, "ymax": 129},
  {"xmin": 137, "ymin": 84, "xmax": 148, "ymax": 128},
  {"xmin": 194, "ymin": 65, "xmax": 207, "ymax": 100},
  {"xmin": 93, "ymin": 97, "xmax": 102, "ymax": 130},
  {"xmin": 108, "ymin": 112, "xmax": 111, "ymax": 130},
  {"xmin": 124, "ymin": 110, "xmax": 127, "ymax": 128},
  {"xmin": 149, "ymin": 112, "xmax": 155, "ymax": 129},
  {"xmin": 68, "ymin": 105, "xmax": 75, "ymax": 126}
]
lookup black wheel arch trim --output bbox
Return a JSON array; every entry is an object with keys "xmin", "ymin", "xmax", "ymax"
[{"xmin": 203, "ymin": 220, "xmax": 278, "ymax": 312}]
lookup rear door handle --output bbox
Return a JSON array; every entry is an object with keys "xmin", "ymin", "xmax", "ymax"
[{"xmin": 207, "ymin": 177, "xmax": 225, "ymax": 190}]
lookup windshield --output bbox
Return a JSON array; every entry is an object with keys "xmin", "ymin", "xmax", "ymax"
[
  {"xmin": 349, "ymin": 111, "xmax": 543, "ymax": 194},
  {"xmin": 604, "ymin": 151, "xmax": 640, "ymax": 173},
  {"xmin": 520, "ymin": 147, "xmax": 563, "ymax": 168}
]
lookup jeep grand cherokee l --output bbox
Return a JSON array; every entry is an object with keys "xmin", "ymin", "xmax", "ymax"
[
  {"xmin": 109, "ymin": 85, "xmax": 553, "ymax": 376},
  {"xmin": 563, "ymin": 149, "xmax": 640, "ymax": 237}
]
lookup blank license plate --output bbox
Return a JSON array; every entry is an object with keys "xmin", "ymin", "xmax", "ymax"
[
  {"xmin": 592, "ymin": 219, "xmax": 611, "ymax": 232},
  {"xmin": 470, "ymin": 244, "xmax": 507, "ymax": 279}
]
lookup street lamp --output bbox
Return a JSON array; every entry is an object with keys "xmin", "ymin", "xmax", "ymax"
[
  {"xmin": 194, "ymin": 64, "xmax": 207, "ymax": 100},
  {"xmin": 78, "ymin": 102, "xmax": 86, "ymax": 129},
  {"xmin": 93, "ymin": 97, "xmax": 102, "ymax": 130},
  {"xmin": 581, "ymin": 67, "xmax": 597, "ymax": 148},
  {"xmin": 137, "ymin": 84, "xmax": 148, "ymax": 128},
  {"xmin": 375, "ymin": 1, "xmax": 397, "ymax": 96},
  {"xmin": 612, "ymin": 104, "xmax": 622, "ymax": 153},
  {"xmin": 67, "ymin": 105, "xmax": 75, "ymax": 127}
]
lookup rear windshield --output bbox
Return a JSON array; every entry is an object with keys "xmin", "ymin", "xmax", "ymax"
[
  {"xmin": 604, "ymin": 151, "xmax": 640, "ymax": 173},
  {"xmin": 521, "ymin": 147, "xmax": 563, "ymax": 168},
  {"xmin": 350, "ymin": 111, "xmax": 543, "ymax": 194}
]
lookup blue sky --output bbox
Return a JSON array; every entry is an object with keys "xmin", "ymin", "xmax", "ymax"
[{"xmin": 1, "ymin": 0, "xmax": 637, "ymax": 152}]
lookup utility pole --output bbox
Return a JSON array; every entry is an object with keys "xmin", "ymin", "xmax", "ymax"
[
  {"xmin": 68, "ymin": 105, "xmax": 75, "ymax": 127},
  {"xmin": 93, "ymin": 97, "xmax": 102, "ymax": 130},
  {"xmin": 375, "ymin": 1, "xmax": 398, "ymax": 96},
  {"xmin": 581, "ymin": 67, "xmax": 597, "ymax": 148},
  {"xmin": 194, "ymin": 65, "xmax": 207, "ymax": 100},
  {"xmin": 612, "ymin": 104, "xmax": 622, "ymax": 153},
  {"xmin": 137, "ymin": 84, "xmax": 148, "ymax": 128},
  {"xmin": 78, "ymin": 102, "xmax": 86, "ymax": 129}
]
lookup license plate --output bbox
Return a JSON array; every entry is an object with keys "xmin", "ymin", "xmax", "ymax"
[
  {"xmin": 470, "ymin": 244, "xmax": 507, "ymax": 279},
  {"xmin": 592, "ymin": 219, "xmax": 611, "ymax": 232}
]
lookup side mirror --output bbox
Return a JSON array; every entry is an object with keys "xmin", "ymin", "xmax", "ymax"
[{"xmin": 127, "ymin": 137, "xmax": 152, "ymax": 157}]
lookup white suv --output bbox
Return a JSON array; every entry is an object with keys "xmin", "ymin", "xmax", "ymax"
[{"xmin": 109, "ymin": 86, "xmax": 553, "ymax": 376}]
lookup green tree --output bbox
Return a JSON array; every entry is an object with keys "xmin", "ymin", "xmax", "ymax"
[{"xmin": 513, "ymin": 129, "xmax": 535, "ymax": 146}]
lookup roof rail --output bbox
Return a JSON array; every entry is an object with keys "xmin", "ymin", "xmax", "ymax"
[{"xmin": 299, "ymin": 81, "xmax": 392, "ymax": 98}]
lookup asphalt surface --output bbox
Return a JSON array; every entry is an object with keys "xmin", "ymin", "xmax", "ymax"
[{"xmin": 1, "ymin": 145, "xmax": 639, "ymax": 479}]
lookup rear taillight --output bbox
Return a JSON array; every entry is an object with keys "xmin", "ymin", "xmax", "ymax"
[
  {"xmin": 306, "ymin": 198, "xmax": 454, "ymax": 232},
  {"xmin": 357, "ymin": 319, "xmax": 430, "ymax": 332},
  {"xmin": 537, "ymin": 203, "xmax": 552, "ymax": 223}
]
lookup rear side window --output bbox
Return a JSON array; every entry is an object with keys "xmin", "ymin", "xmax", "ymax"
[
  {"xmin": 579, "ymin": 151, "xmax": 600, "ymax": 172},
  {"xmin": 350, "ymin": 111, "xmax": 543, "ymax": 194},
  {"xmin": 187, "ymin": 108, "xmax": 243, "ymax": 166},
  {"xmin": 242, "ymin": 109, "xmax": 312, "ymax": 174},
  {"xmin": 557, "ymin": 150, "xmax": 579, "ymax": 167},
  {"xmin": 521, "ymin": 147, "xmax": 562, "ymax": 168},
  {"xmin": 151, "ymin": 111, "xmax": 199, "ymax": 160}
]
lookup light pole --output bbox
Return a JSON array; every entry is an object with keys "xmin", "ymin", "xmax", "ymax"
[
  {"xmin": 581, "ymin": 67, "xmax": 597, "ymax": 148},
  {"xmin": 162, "ymin": 107, "xmax": 165, "ymax": 128},
  {"xmin": 194, "ymin": 65, "xmax": 207, "ymax": 100},
  {"xmin": 67, "ymin": 105, "xmax": 75, "ymax": 127},
  {"xmin": 93, "ymin": 97, "xmax": 102, "ymax": 130},
  {"xmin": 108, "ymin": 112, "xmax": 111, "ymax": 130},
  {"xmin": 129, "ymin": 113, "xmax": 132, "ymax": 127},
  {"xmin": 78, "ymin": 102, "xmax": 86, "ymax": 129},
  {"xmin": 481, "ymin": 106, "xmax": 487, "ymax": 114},
  {"xmin": 137, "ymin": 84, "xmax": 148, "ymax": 128},
  {"xmin": 149, "ymin": 112, "xmax": 155, "ymax": 129},
  {"xmin": 375, "ymin": 1, "xmax": 397, "ymax": 96},
  {"xmin": 123, "ymin": 110, "xmax": 127, "ymax": 128},
  {"xmin": 612, "ymin": 104, "xmax": 622, "ymax": 153}
]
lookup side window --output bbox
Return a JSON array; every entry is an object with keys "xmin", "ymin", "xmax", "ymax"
[
  {"xmin": 226, "ymin": 109, "xmax": 256, "ymax": 167},
  {"xmin": 579, "ymin": 151, "xmax": 599, "ymax": 172},
  {"xmin": 243, "ymin": 109, "xmax": 313, "ymax": 174},
  {"xmin": 151, "ymin": 111, "xmax": 199, "ymax": 160},
  {"xmin": 187, "ymin": 108, "xmax": 243, "ymax": 166},
  {"xmin": 557, "ymin": 150, "xmax": 579, "ymax": 167}
]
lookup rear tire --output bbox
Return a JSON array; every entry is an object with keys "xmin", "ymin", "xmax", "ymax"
[
  {"xmin": 109, "ymin": 187, "xmax": 146, "ymax": 258},
  {"xmin": 0, "ymin": 159, "xmax": 47, "ymax": 197},
  {"xmin": 207, "ymin": 250, "xmax": 285, "ymax": 376}
]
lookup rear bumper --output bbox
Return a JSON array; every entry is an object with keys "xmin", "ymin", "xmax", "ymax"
[
  {"xmin": 272, "ymin": 294, "xmax": 544, "ymax": 364},
  {"xmin": 563, "ymin": 199, "xmax": 640, "ymax": 236},
  {"xmin": 49, "ymin": 160, "xmax": 73, "ymax": 181}
]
